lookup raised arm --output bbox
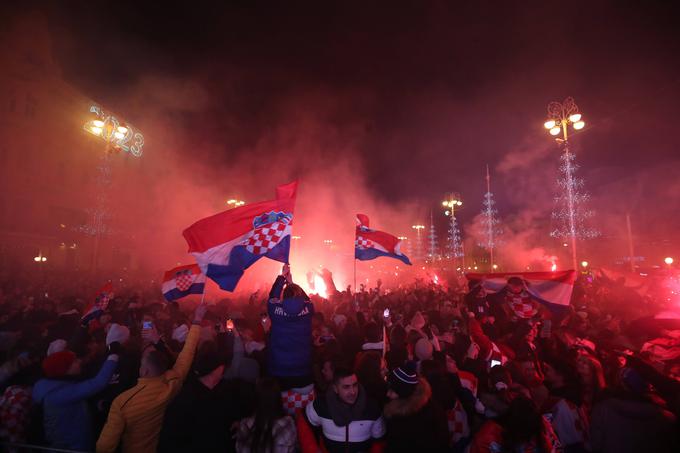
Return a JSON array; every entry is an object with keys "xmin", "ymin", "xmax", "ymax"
[
  {"xmin": 168, "ymin": 304, "xmax": 206, "ymax": 383},
  {"xmin": 51, "ymin": 355, "xmax": 119, "ymax": 405}
]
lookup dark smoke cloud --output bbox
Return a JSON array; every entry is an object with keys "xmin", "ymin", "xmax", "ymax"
[{"xmin": 3, "ymin": 1, "xmax": 680, "ymax": 289}]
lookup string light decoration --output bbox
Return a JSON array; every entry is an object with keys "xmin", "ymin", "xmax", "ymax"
[
  {"xmin": 544, "ymin": 97, "xmax": 598, "ymax": 270},
  {"xmin": 428, "ymin": 211, "xmax": 439, "ymax": 261},
  {"xmin": 442, "ymin": 195, "xmax": 464, "ymax": 260},
  {"xmin": 479, "ymin": 166, "xmax": 502, "ymax": 268},
  {"xmin": 77, "ymin": 152, "xmax": 114, "ymax": 237},
  {"xmin": 84, "ymin": 105, "xmax": 144, "ymax": 157}
]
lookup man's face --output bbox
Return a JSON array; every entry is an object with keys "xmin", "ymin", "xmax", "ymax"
[
  {"xmin": 509, "ymin": 283, "xmax": 523, "ymax": 295},
  {"xmin": 334, "ymin": 374, "xmax": 359, "ymax": 405}
]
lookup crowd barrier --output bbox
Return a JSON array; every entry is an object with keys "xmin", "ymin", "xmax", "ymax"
[{"xmin": 0, "ymin": 442, "xmax": 88, "ymax": 453}]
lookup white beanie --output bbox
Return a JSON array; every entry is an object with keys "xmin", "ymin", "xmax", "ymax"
[
  {"xmin": 106, "ymin": 323, "xmax": 130, "ymax": 346},
  {"xmin": 47, "ymin": 339, "xmax": 67, "ymax": 356},
  {"xmin": 172, "ymin": 324, "xmax": 189, "ymax": 343}
]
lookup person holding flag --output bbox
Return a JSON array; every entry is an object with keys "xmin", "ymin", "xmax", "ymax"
[
  {"xmin": 96, "ymin": 303, "xmax": 208, "ymax": 453},
  {"xmin": 268, "ymin": 263, "xmax": 316, "ymax": 411}
]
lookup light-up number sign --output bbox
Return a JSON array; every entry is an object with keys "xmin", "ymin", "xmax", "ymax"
[{"xmin": 88, "ymin": 105, "xmax": 145, "ymax": 157}]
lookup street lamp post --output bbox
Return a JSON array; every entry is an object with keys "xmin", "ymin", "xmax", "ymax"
[
  {"xmin": 397, "ymin": 236, "xmax": 411, "ymax": 259},
  {"xmin": 544, "ymin": 97, "xmax": 596, "ymax": 271},
  {"xmin": 411, "ymin": 225, "xmax": 425, "ymax": 261},
  {"xmin": 82, "ymin": 105, "xmax": 143, "ymax": 272}
]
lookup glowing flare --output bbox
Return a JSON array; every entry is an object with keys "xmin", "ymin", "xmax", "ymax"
[
  {"xmin": 313, "ymin": 274, "xmax": 328, "ymax": 298},
  {"xmin": 665, "ymin": 257, "xmax": 674, "ymax": 265},
  {"xmin": 550, "ymin": 126, "xmax": 561, "ymax": 136},
  {"xmin": 569, "ymin": 113, "xmax": 582, "ymax": 122},
  {"xmin": 92, "ymin": 120, "xmax": 104, "ymax": 127},
  {"xmin": 551, "ymin": 263, "xmax": 557, "ymax": 272},
  {"xmin": 573, "ymin": 120, "xmax": 585, "ymax": 130},
  {"xmin": 117, "ymin": 126, "xmax": 128, "ymax": 134},
  {"xmin": 544, "ymin": 120, "xmax": 556, "ymax": 129},
  {"xmin": 90, "ymin": 126, "xmax": 103, "ymax": 135}
]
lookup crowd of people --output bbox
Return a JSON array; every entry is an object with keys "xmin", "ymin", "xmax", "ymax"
[{"xmin": 0, "ymin": 264, "xmax": 678, "ymax": 452}]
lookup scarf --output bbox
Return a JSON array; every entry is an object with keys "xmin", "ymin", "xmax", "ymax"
[{"xmin": 325, "ymin": 385, "xmax": 367, "ymax": 427}]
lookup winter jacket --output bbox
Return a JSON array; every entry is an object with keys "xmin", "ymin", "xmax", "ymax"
[
  {"xmin": 590, "ymin": 395, "xmax": 677, "ymax": 453},
  {"xmin": 96, "ymin": 324, "xmax": 200, "ymax": 453},
  {"xmin": 306, "ymin": 386, "xmax": 385, "ymax": 453},
  {"xmin": 268, "ymin": 275, "xmax": 314, "ymax": 377},
  {"xmin": 32, "ymin": 356, "xmax": 118, "ymax": 451},
  {"xmin": 470, "ymin": 418, "xmax": 560, "ymax": 453},
  {"xmin": 383, "ymin": 378, "xmax": 449, "ymax": 453},
  {"xmin": 158, "ymin": 376, "xmax": 241, "ymax": 453},
  {"xmin": 236, "ymin": 415, "xmax": 297, "ymax": 453}
]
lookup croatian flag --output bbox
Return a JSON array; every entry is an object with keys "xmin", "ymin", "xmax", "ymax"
[
  {"xmin": 162, "ymin": 264, "xmax": 206, "ymax": 301},
  {"xmin": 355, "ymin": 214, "xmax": 411, "ymax": 265},
  {"xmin": 465, "ymin": 270, "xmax": 576, "ymax": 310},
  {"xmin": 82, "ymin": 282, "xmax": 114, "ymax": 321},
  {"xmin": 183, "ymin": 181, "xmax": 298, "ymax": 291}
]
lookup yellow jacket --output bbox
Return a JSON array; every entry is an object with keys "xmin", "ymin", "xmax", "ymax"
[{"xmin": 96, "ymin": 324, "xmax": 200, "ymax": 453}]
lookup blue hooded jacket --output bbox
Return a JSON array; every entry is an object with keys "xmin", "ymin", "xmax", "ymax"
[
  {"xmin": 267, "ymin": 275, "xmax": 314, "ymax": 377},
  {"xmin": 32, "ymin": 357, "xmax": 117, "ymax": 450}
]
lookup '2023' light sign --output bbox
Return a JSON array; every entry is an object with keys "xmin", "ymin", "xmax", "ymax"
[{"xmin": 89, "ymin": 105, "xmax": 145, "ymax": 157}]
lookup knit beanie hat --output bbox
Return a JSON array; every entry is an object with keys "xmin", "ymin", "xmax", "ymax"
[
  {"xmin": 106, "ymin": 323, "xmax": 130, "ymax": 346},
  {"xmin": 172, "ymin": 324, "xmax": 189, "ymax": 343},
  {"xmin": 388, "ymin": 361, "xmax": 418, "ymax": 398},
  {"xmin": 42, "ymin": 350, "xmax": 76, "ymax": 378},
  {"xmin": 415, "ymin": 338, "xmax": 433, "ymax": 361},
  {"xmin": 47, "ymin": 339, "xmax": 67, "ymax": 356}
]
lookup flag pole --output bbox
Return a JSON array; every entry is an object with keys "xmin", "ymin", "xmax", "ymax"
[
  {"xmin": 353, "ymin": 258, "xmax": 357, "ymax": 298},
  {"xmin": 199, "ymin": 282, "xmax": 207, "ymax": 305}
]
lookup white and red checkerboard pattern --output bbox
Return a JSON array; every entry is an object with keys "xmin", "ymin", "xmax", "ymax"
[
  {"xmin": 281, "ymin": 388, "xmax": 315, "ymax": 416},
  {"xmin": 446, "ymin": 400, "xmax": 470, "ymax": 445},
  {"xmin": 355, "ymin": 236, "xmax": 373, "ymax": 249},
  {"xmin": 508, "ymin": 295, "xmax": 538, "ymax": 319},
  {"xmin": 175, "ymin": 272, "xmax": 195, "ymax": 292},
  {"xmin": 0, "ymin": 385, "xmax": 31, "ymax": 444},
  {"xmin": 243, "ymin": 221, "xmax": 288, "ymax": 255}
]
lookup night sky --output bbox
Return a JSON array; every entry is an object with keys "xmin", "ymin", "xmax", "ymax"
[{"xmin": 6, "ymin": 1, "xmax": 680, "ymax": 265}]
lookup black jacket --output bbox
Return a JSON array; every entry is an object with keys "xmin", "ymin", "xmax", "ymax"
[
  {"xmin": 158, "ymin": 376, "xmax": 241, "ymax": 453},
  {"xmin": 383, "ymin": 379, "xmax": 449, "ymax": 453}
]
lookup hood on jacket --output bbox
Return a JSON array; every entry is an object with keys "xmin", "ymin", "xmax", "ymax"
[
  {"xmin": 283, "ymin": 296, "xmax": 308, "ymax": 316},
  {"xmin": 384, "ymin": 378, "xmax": 432, "ymax": 418}
]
